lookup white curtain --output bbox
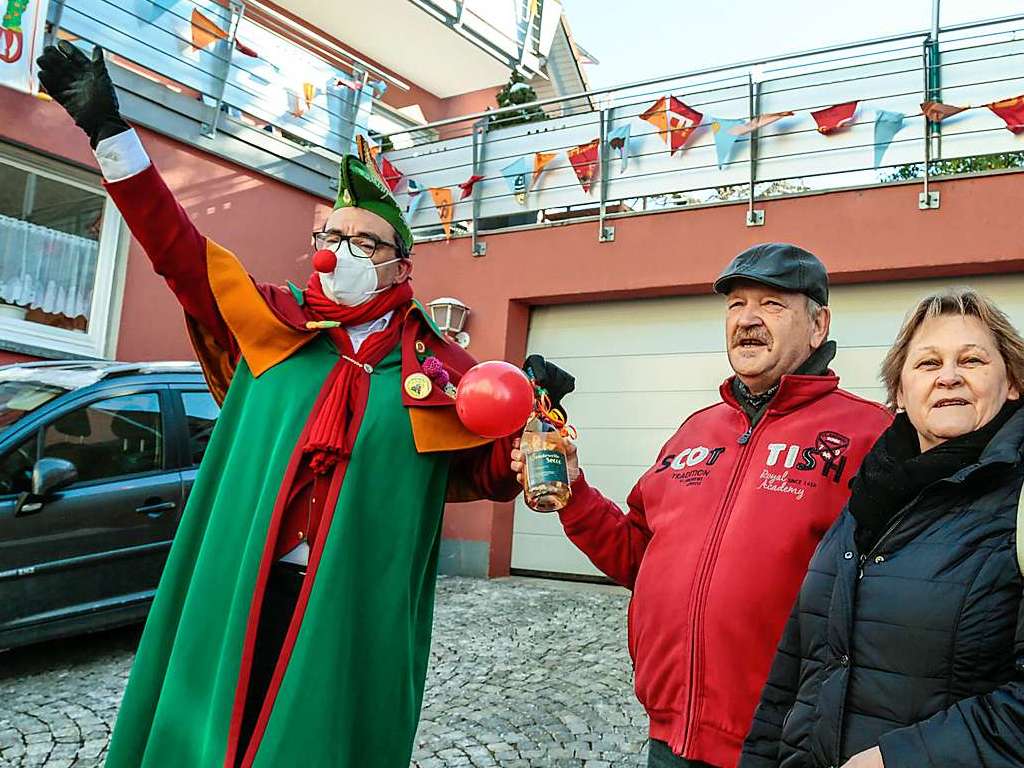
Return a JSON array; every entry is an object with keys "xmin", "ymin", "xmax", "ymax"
[{"xmin": 0, "ymin": 213, "xmax": 99, "ymax": 319}]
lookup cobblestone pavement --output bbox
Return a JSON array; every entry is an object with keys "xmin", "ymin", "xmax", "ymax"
[{"xmin": 0, "ymin": 577, "xmax": 648, "ymax": 767}]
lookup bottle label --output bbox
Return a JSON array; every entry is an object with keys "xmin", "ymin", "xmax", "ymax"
[{"xmin": 527, "ymin": 449, "xmax": 569, "ymax": 486}]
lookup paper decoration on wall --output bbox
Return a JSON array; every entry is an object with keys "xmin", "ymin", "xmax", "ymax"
[
  {"xmin": 607, "ymin": 124, "xmax": 631, "ymax": 173},
  {"xmin": 988, "ymin": 95, "xmax": 1024, "ymax": 134},
  {"xmin": 190, "ymin": 9, "xmax": 229, "ymax": 50},
  {"xmin": 920, "ymin": 100, "xmax": 968, "ymax": 123},
  {"xmin": 729, "ymin": 111, "xmax": 794, "ymax": 136},
  {"xmin": 568, "ymin": 139, "xmax": 600, "ymax": 193},
  {"xmin": 710, "ymin": 118, "xmax": 747, "ymax": 169},
  {"xmin": 502, "ymin": 156, "xmax": 530, "ymax": 204},
  {"xmin": 811, "ymin": 101, "xmax": 858, "ymax": 135},
  {"xmin": 429, "ymin": 187, "xmax": 454, "ymax": 239},
  {"xmin": 641, "ymin": 96, "xmax": 703, "ymax": 154},
  {"xmin": 458, "ymin": 174, "xmax": 485, "ymax": 200},
  {"xmin": 380, "ymin": 157, "xmax": 403, "ymax": 192},
  {"xmin": 406, "ymin": 179, "xmax": 426, "ymax": 219},
  {"xmin": 532, "ymin": 151, "xmax": 557, "ymax": 188},
  {"xmin": 873, "ymin": 110, "xmax": 905, "ymax": 167}
]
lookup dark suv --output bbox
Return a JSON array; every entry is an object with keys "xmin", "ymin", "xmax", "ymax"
[{"xmin": 0, "ymin": 360, "xmax": 217, "ymax": 650}]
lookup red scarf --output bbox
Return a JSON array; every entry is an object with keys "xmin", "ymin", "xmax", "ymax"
[{"xmin": 302, "ymin": 275, "xmax": 414, "ymax": 473}]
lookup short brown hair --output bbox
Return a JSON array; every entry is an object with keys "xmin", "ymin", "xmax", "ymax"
[{"xmin": 880, "ymin": 288, "xmax": 1024, "ymax": 410}]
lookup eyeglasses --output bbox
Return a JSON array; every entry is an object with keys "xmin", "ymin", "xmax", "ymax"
[{"xmin": 311, "ymin": 231, "xmax": 401, "ymax": 259}]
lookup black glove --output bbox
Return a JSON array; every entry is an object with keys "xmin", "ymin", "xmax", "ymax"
[
  {"xmin": 36, "ymin": 42, "xmax": 130, "ymax": 149},
  {"xmin": 524, "ymin": 354, "xmax": 575, "ymax": 414}
]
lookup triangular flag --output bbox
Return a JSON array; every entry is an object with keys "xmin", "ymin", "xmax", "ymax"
[
  {"xmin": 335, "ymin": 76, "xmax": 363, "ymax": 91},
  {"xmin": 666, "ymin": 97, "xmax": 703, "ymax": 153},
  {"xmin": 988, "ymin": 96, "xmax": 1024, "ymax": 134},
  {"xmin": 710, "ymin": 118, "xmax": 747, "ymax": 169},
  {"xmin": 567, "ymin": 139, "xmax": 600, "ymax": 193},
  {"xmin": 429, "ymin": 187, "xmax": 454, "ymax": 239},
  {"xmin": 458, "ymin": 174, "xmax": 485, "ymax": 200},
  {"xmin": 406, "ymin": 180, "xmax": 426, "ymax": 219},
  {"xmin": 729, "ymin": 111, "xmax": 794, "ymax": 136},
  {"xmin": 607, "ymin": 124, "xmax": 631, "ymax": 173},
  {"xmin": 368, "ymin": 79, "xmax": 387, "ymax": 97},
  {"xmin": 532, "ymin": 151, "xmax": 557, "ymax": 189},
  {"xmin": 811, "ymin": 101, "xmax": 858, "ymax": 135},
  {"xmin": 641, "ymin": 96, "xmax": 703, "ymax": 155},
  {"xmin": 235, "ymin": 40, "xmax": 259, "ymax": 58},
  {"xmin": 303, "ymin": 82, "xmax": 316, "ymax": 110},
  {"xmin": 502, "ymin": 157, "xmax": 530, "ymax": 204},
  {"xmin": 380, "ymin": 157, "xmax": 403, "ymax": 193},
  {"xmin": 528, "ymin": 0, "xmax": 539, "ymax": 19},
  {"xmin": 921, "ymin": 100, "xmax": 969, "ymax": 123},
  {"xmin": 190, "ymin": 9, "xmax": 229, "ymax": 50},
  {"xmin": 873, "ymin": 110, "xmax": 906, "ymax": 168}
]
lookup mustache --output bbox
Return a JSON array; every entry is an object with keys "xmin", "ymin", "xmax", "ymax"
[{"xmin": 732, "ymin": 328, "xmax": 773, "ymax": 347}]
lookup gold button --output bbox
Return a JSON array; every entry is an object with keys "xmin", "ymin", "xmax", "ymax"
[
  {"xmin": 415, "ymin": 340, "xmax": 426, "ymax": 354},
  {"xmin": 404, "ymin": 372, "xmax": 433, "ymax": 400},
  {"xmin": 297, "ymin": 531, "xmax": 305, "ymax": 541}
]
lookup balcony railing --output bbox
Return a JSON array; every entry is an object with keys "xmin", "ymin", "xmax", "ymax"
[
  {"xmin": 377, "ymin": 14, "xmax": 1024, "ymax": 250},
  {"xmin": 46, "ymin": 0, "xmax": 427, "ymax": 195}
]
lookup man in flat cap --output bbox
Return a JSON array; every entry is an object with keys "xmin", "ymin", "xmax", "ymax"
[
  {"xmin": 514, "ymin": 243, "xmax": 892, "ymax": 767},
  {"xmin": 36, "ymin": 42, "xmax": 572, "ymax": 768}
]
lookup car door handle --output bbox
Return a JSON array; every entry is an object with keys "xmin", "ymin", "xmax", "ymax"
[{"xmin": 136, "ymin": 501, "xmax": 177, "ymax": 517}]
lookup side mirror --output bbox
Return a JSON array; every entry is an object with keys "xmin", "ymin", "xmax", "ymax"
[{"xmin": 15, "ymin": 458, "xmax": 77, "ymax": 516}]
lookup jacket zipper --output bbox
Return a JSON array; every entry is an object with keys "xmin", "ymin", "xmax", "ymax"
[{"xmin": 680, "ymin": 414, "xmax": 765, "ymax": 754}]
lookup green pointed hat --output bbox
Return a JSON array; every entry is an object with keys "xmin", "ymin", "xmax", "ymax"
[{"xmin": 334, "ymin": 141, "xmax": 413, "ymax": 254}]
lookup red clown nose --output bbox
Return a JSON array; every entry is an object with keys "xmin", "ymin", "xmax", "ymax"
[{"xmin": 312, "ymin": 249, "xmax": 337, "ymax": 273}]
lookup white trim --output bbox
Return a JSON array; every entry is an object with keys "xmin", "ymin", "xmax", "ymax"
[{"xmin": 0, "ymin": 150, "xmax": 126, "ymax": 360}]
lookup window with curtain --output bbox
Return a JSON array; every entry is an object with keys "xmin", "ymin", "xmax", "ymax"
[{"xmin": 0, "ymin": 145, "xmax": 123, "ymax": 358}]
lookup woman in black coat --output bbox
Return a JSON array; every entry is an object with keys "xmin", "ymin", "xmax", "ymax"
[{"xmin": 740, "ymin": 288, "xmax": 1024, "ymax": 768}]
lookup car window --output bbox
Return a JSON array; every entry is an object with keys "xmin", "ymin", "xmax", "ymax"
[
  {"xmin": 181, "ymin": 391, "xmax": 219, "ymax": 466},
  {"xmin": 0, "ymin": 432, "xmax": 37, "ymax": 496},
  {"xmin": 41, "ymin": 393, "xmax": 163, "ymax": 484}
]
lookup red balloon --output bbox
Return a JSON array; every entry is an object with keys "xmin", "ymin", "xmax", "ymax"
[
  {"xmin": 456, "ymin": 361, "xmax": 535, "ymax": 438},
  {"xmin": 312, "ymin": 248, "xmax": 337, "ymax": 273}
]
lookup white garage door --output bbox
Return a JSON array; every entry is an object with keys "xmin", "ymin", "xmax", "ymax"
[{"xmin": 511, "ymin": 274, "xmax": 1024, "ymax": 578}]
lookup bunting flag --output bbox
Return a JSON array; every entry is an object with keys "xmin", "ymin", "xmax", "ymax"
[
  {"xmin": 873, "ymin": 110, "xmax": 906, "ymax": 168},
  {"xmin": 641, "ymin": 96, "xmax": 703, "ymax": 154},
  {"xmin": 458, "ymin": 174, "xmax": 485, "ymax": 200},
  {"xmin": 235, "ymin": 40, "xmax": 259, "ymax": 58},
  {"xmin": 568, "ymin": 139, "xmax": 600, "ymax": 193},
  {"xmin": 379, "ymin": 157, "xmax": 403, "ymax": 193},
  {"xmin": 607, "ymin": 124, "xmax": 632, "ymax": 173},
  {"xmin": 811, "ymin": 101, "xmax": 858, "ymax": 135},
  {"xmin": 710, "ymin": 118, "xmax": 747, "ymax": 169},
  {"xmin": 502, "ymin": 157, "xmax": 530, "ymax": 204},
  {"xmin": 921, "ymin": 100, "xmax": 969, "ymax": 123},
  {"xmin": 368, "ymin": 79, "xmax": 387, "ymax": 97},
  {"xmin": 988, "ymin": 96, "xmax": 1024, "ymax": 134},
  {"xmin": 729, "ymin": 111, "xmax": 794, "ymax": 136},
  {"xmin": 532, "ymin": 151, "xmax": 557, "ymax": 188},
  {"xmin": 303, "ymin": 82, "xmax": 316, "ymax": 110},
  {"xmin": 190, "ymin": 9, "xmax": 229, "ymax": 50},
  {"xmin": 335, "ymin": 76, "xmax": 363, "ymax": 91},
  {"xmin": 406, "ymin": 179, "xmax": 426, "ymax": 220},
  {"xmin": 429, "ymin": 187, "xmax": 454, "ymax": 239}
]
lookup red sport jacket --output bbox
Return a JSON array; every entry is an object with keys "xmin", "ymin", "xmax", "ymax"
[{"xmin": 559, "ymin": 373, "xmax": 892, "ymax": 767}]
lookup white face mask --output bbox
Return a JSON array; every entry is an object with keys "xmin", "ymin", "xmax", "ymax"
[{"xmin": 318, "ymin": 242, "xmax": 401, "ymax": 306}]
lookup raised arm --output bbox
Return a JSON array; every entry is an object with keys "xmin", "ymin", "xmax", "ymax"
[{"xmin": 37, "ymin": 43, "xmax": 235, "ymax": 358}]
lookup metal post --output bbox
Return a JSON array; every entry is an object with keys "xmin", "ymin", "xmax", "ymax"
[
  {"xmin": 919, "ymin": 38, "xmax": 940, "ymax": 209},
  {"xmin": 598, "ymin": 108, "xmax": 614, "ymax": 242},
  {"xmin": 44, "ymin": 0, "xmax": 67, "ymax": 48},
  {"xmin": 927, "ymin": 0, "xmax": 943, "ymax": 161},
  {"xmin": 470, "ymin": 115, "xmax": 489, "ymax": 256},
  {"xmin": 746, "ymin": 73, "xmax": 765, "ymax": 226},
  {"xmin": 202, "ymin": 0, "xmax": 245, "ymax": 138}
]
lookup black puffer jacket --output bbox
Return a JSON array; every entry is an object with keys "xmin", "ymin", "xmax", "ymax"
[{"xmin": 740, "ymin": 409, "xmax": 1024, "ymax": 768}]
